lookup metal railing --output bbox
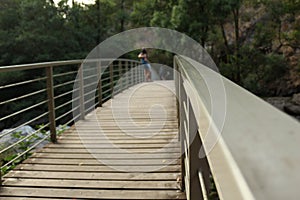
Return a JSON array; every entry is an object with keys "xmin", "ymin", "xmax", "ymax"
[
  {"xmin": 0, "ymin": 58, "xmax": 143, "ymax": 184},
  {"xmin": 174, "ymin": 55, "xmax": 300, "ymax": 200}
]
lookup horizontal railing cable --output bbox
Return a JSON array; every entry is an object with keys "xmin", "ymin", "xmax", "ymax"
[
  {"xmin": 54, "ymin": 89, "xmax": 78, "ymax": 100},
  {"xmin": 0, "ymin": 112, "xmax": 49, "ymax": 139},
  {"xmin": 53, "ymin": 70, "xmax": 78, "ymax": 78},
  {"xmin": 53, "ymin": 79, "xmax": 77, "ymax": 89},
  {"xmin": 0, "ymin": 123, "xmax": 49, "ymax": 155},
  {"xmin": 1, "ymin": 133, "xmax": 49, "ymax": 169},
  {"xmin": 55, "ymin": 98, "xmax": 79, "ymax": 111},
  {"xmin": 0, "ymin": 77, "xmax": 47, "ymax": 90},
  {"xmin": 0, "ymin": 88, "xmax": 47, "ymax": 106},
  {"xmin": 0, "ymin": 100, "xmax": 48, "ymax": 122}
]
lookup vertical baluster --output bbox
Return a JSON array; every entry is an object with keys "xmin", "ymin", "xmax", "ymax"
[
  {"xmin": 97, "ymin": 60, "xmax": 102, "ymax": 107},
  {"xmin": 129, "ymin": 61, "xmax": 132, "ymax": 87},
  {"xmin": 179, "ymin": 75, "xmax": 186, "ymax": 192},
  {"xmin": 110, "ymin": 63, "xmax": 114, "ymax": 98},
  {"xmin": 133, "ymin": 61, "xmax": 135, "ymax": 85},
  {"xmin": 188, "ymin": 97, "xmax": 210, "ymax": 200},
  {"xmin": 46, "ymin": 66, "xmax": 57, "ymax": 143},
  {"xmin": 139, "ymin": 62, "xmax": 142, "ymax": 83},
  {"xmin": 133, "ymin": 62, "xmax": 135, "ymax": 86},
  {"xmin": 187, "ymin": 97, "xmax": 201, "ymax": 199},
  {"xmin": 135, "ymin": 62, "xmax": 138, "ymax": 84},
  {"xmin": 0, "ymin": 165, "xmax": 2, "ymax": 187},
  {"xmin": 174, "ymin": 58, "xmax": 180, "ymax": 140},
  {"xmin": 138, "ymin": 63, "xmax": 140, "ymax": 83},
  {"xmin": 118, "ymin": 60, "xmax": 122, "ymax": 92},
  {"xmin": 129, "ymin": 61, "xmax": 133, "ymax": 87},
  {"xmin": 79, "ymin": 64, "xmax": 85, "ymax": 120},
  {"xmin": 125, "ymin": 61, "xmax": 129, "ymax": 89}
]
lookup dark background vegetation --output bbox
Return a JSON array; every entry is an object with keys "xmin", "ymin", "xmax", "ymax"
[{"xmin": 0, "ymin": 0, "xmax": 300, "ymax": 128}]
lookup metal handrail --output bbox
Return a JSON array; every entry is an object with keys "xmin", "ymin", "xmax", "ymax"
[
  {"xmin": 0, "ymin": 58, "xmax": 143, "ymax": 185},
  {"xmin": 174, "ymin": 55, "xmax": 300, "ymax": 200},
  {"xmin": 0, "ymin": 60, "xmax": 83, "ymax": 72},
  {"xmin": 0, "ymin": 100, "xmax": 48, "ymax": 122}
]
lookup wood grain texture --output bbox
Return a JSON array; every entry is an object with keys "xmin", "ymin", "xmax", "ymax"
[{"xmin": 1, "ymin": 81, "xmax": 186, "ymax": 199}]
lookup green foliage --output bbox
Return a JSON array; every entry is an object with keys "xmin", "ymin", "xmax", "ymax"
[
  {"xmin": 253, "ymin": 21, "xmax": 277, "ymax": 50},
  {"xmin": 1, "ymin": 131, "xmax": 37, "ymax": 175},
  {"xmin": 239, "ymin": 46, "xmax": 288, "ymax": 95},
  {"xmin": 0, "ymin": 0, "xmax": 298, "ymax": 97},
  {"xmin": 1, "ymin": 124, "xmax": 68, "ymax": 175}
]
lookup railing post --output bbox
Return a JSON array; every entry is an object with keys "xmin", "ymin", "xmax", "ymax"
[
  {"xmin": 188, "ymin": 98, "xmax": 210, "ymax": 200},
  {"xmin": 46, "ymin": 66, "xmax": 57, "ymax": 143},
  {"xmin": 132, "ymin": 62, "xmax": 135, "ymax": 84},
  {"xmin": 187, "ymin": 98, "xmax": 201, "ymax": 199},
  {"xmin": 110, "ymin": 63, "xmax": 114, "ymax": 98},
  {"xmin": 128, "ymin": 61, "xmax": 132, "ymax": 87},
  {"xmin": 139, "ymin": 63, "xmax": 142, "ymax": 83},
  {"xmin": 97, "ymin": 61, "xmax": 102, "ymax": 107},
  {"xmin": 137, "ymin": 62, "xmax": 140, "ymax": 83},
  {"xmin": 118, "ymin": 60, "xmax": 123, "ymax": 91},
  {"xmin": 128, "ymin": 61, "xmax": 131, "ymax": 86},
  {"xmin": 133, "ymin": 62, "xmax": 135, "ymax": 84},
  {"xmin": 174, "ymin": 58, "xmax": 180, "ymax": 140},
  {"xmin": 0, "ymin": 167, "xmax": 2, "ymax": 187},
  {"xmin": 79, "ymin": 64, "xmax": 85, "ymax": 120},
  {"xmin": 135, "ymin": 62, "xmax": 138, "ymax": 84},
  {"xmin": 125, "ymin": 61, "xmax": 129, "ymax": 89},
  {"xmin": 131, "ymin": 61, "xmax": 134, "ymax": 86},
  {"xmin": 179, "ymin": 76, "xmax": 186, "ymax": 192}
]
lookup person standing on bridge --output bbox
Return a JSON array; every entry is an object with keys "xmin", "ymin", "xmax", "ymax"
[{"xmin": 138, "ymin": 48, "xmax": 152, "ymax": 82}]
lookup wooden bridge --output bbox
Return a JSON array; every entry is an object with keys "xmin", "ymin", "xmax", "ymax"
[{"xmin": 0, "ymin": 57, "xmax": 300, "ymax": 200}]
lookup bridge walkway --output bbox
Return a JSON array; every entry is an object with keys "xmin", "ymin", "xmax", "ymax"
[{"xmin": 0, "ymin": 81, "xmax": 185, "ymax": 200}]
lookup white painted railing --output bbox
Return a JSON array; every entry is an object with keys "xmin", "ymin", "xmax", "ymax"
[{"xmin": 174, "ymin": 55, "xmax": 300, "ymax": 200}]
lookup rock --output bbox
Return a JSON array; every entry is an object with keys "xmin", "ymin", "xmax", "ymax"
[
  {"xmin": 292, "ymin": 93, "xmax": 300, "ymax": 105},
  {"xmin": 1, "ymin": 125, "xmax": 35, "ymax": 136},
  {"xmin": 289, "ymin": 55, "xmax": 298, "ymax": 66},
  {"xmin": 282, "ymin": 46, "xmax": 294, "ymax": 57},
  {"xmin": 0, "ymin": 125, "xmax": 69, "ymax": 151},
  {"xmin": 0, "ymin": 125, "xmax": 36, "ymax": 144},
  {"xmin": 284, "ymin": 102, "xmax": 300, "ymax": 115},
  {"xmin": 264, "ymin": 97, "xmax": 290, "ymax": 111}
]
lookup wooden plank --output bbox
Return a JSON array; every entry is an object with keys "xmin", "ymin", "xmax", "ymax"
[
  {"xmin": 55, "ymin": 139, "xmax": 179, "ymax": 144},
  {"xmin": 61, "ymin": 131, "xmax": 178, "ymax": 135},
  {"xmin": 64, "ymin": 128, "xmax": 178, "ymax": 133},
  {"xmin": 31, "ymin": 152, "xmax": 180, "ymax": 159},
  {"xmin": 83, "ymin": 119, "xmax": 177, "ymax": 123},
  {"xmin": 3, "ymin": 178, "xmax": 180, "ymax": 189},
  {"xmin": 43, "ymin": 143, "xmax": 180, "ymax": 148},
  {"xmin": 14, "ymin": 164, "xmax": 181, "ymax": 173},
  {"xmin": 40, "ymin": 147, "xmax": 180, "ymax": 154},
  {"xmin": 4, "ymin": 171, "xmax": 180, "ymax": 181},
  {"xmin": 22, "ymin": 158, "xmax": 180, "ymax": 166},
  {"xmin": 64, "ymin": 131, "xmax": 178, "ymax": 135},
  {"xmin": 73, "ymin": 126, "xmax": 178, "ymax": 130},
  {"xmin": 0, "ymin": 187, "xmax": 185, "ymax": 199},
  {"xmin": 58, "ymin": 135, "xmax": 178, "ymax": 140}
]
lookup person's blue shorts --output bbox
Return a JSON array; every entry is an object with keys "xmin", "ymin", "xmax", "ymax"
[{"xmin": 143, "ymin": 63, "xmax": 151, "ymax": 70}]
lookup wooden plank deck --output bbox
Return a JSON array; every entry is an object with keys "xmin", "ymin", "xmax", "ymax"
[{"xmin": 0, "ymin": 81, "xmax": 186, "ymax": 199}]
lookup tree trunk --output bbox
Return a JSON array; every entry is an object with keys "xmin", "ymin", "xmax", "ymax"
[
  {"xmin": 120, "ymin": 0, "xmax": 125, "ymax": 32},
  {"xmin": 96, "ymin": 0, "xmax": 100, "ymax": 45},
  {"xmin": 233, "ymin": 7, "xmax": 241, "ymax": 84},
  {"xmin": 220, "ymin": 22, "xmax": 230, "ymax": 53}
]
